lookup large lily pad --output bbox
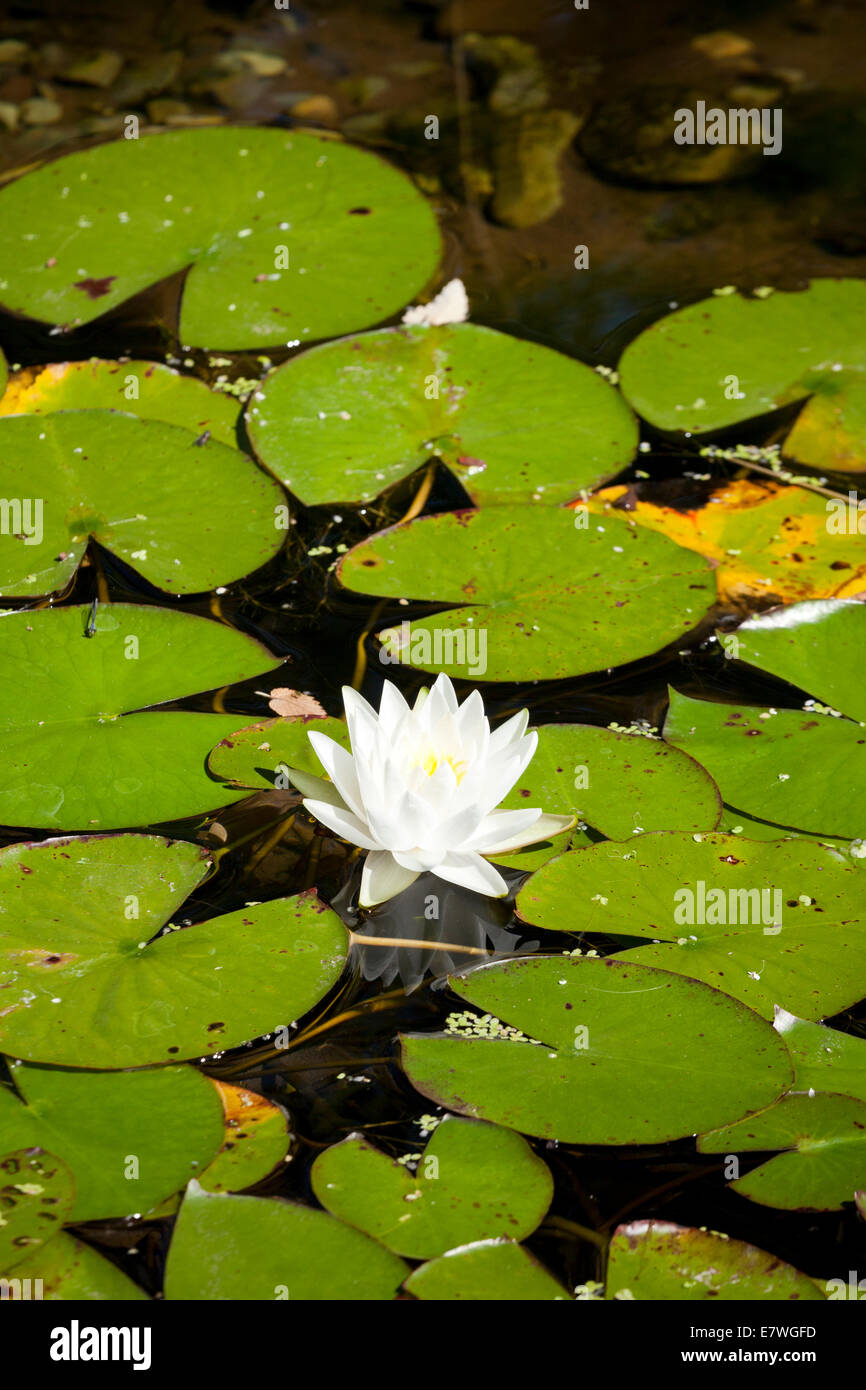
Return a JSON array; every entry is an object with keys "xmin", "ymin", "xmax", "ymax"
[
  {"xmin": 208, "ymin": 715, "xmax": 350, "ymax": 791},
  {"xmin": 664, "ymin": 691, "xmax": 866, "ymax": 840},
  {"xmin": 0, "ymin": 358, "xmax": 240, "ymax": 446},
  {"xmin": 735, "ymin": 601, "xmax": 866, "ymax": 723},
  {"xmin": 311, "ymin": 1116, "xmax": 552, "ymax": 1259},
  {"xmin": 605, "ymin": 1219, "xmax": 824, "ymax": 1301},
  {"xmin": 0, "ymin": 1061, "xmax": 224, "ymax": 1222},
  {"xmin": 3, "ymin": 1231, "xmax": 148, "ymax": 1300},
  {"xmin": 501, "ymin": 724, "xmax": 721, "ymax": 840},
  {"xmin": 492, "ymin": 722, "xmax": 719, "ymax": 872},
  {"xmin": 0, "ymin": 603, "xmax": 282, "ymax": 831},
  {"xmin": 0, "ymin": 410, "xmax": 285, "ymax": 597},
  {"xmin": 618, "ymin": 280, "xmax": 866, "ymax": 473},
  {"xmin": 0, "ymin": 1149, "xmax": 75, "ymax": 1273},
  {"xmin": 0, "ymin": 833, "xmax": 348, "ymax": 1068},
  {"xmin": 400, "ymin": 955, "xmax": 791, "ymax": 1144},
  {"xmin": 699, "ymin": 1093, "xmax": 866, "ymax": 1211},
  {"xmin": 0, "ymin": 128, "xmax": 441, "ymax": 350},
  {"xmin": 164, "ymin": 1183, "xmax": 408, "ymax": 1300},
  {"xmin": 404, "ymin": 1239, "xmax": 570, "ymax": 1301},
  {"xmin": 775, "ymin": 1009, "xmax": 866, "ymax": 1103},
  {"xmin": 246, "ymin": 324, "xmax": 638, "ymax": 506},
  {"xmin": 517, "ymin": 834, "xmax": 866, "ymax": 1020},
  {"xmin": 338, "ymin": 506, "xmax": 715, "ymax": 682}
]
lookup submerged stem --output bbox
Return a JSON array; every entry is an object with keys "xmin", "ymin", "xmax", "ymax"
[{"xmin": 349, "ymin": 932, "xmax": 493, "ymax": 956}]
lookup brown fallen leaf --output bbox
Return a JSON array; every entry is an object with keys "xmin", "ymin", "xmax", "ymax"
[{"xmin": 267, "ymin": 687, "xmax": 327, "ymax": 720}]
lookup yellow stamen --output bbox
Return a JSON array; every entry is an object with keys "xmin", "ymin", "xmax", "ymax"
[{"xmin": 416, "ymin": 749, "xmax": 467, "ymax": 783}]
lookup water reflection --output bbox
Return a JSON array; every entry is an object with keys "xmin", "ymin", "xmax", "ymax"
[{"xmin": 332, "ymin": 871, "xmax": 539, "ymax": 992}]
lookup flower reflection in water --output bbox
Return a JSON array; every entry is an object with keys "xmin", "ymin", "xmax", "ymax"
[{"xmin": 333, "ymin": 868, "xmax": 539, "ymax": 992}]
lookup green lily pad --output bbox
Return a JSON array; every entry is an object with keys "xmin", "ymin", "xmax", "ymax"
[
  {"xmin": 618, "ymin": 280, "xmax": 866, "ymax": 473},
  {"xmin": 404, "ymin": 1239, "xmax": 570, "ymax": 1301},
  {"xmin": 0, "ymin": 128, "xmax": 441, "ymax": 350},
  {"xmin": 201, "ymin": 1083, "xmax": 293, "ymax": 1195},
  {"xmin": 517, "ymin": 834, "xmax": 866, "ymax": 1020},
  {"xmin": 699, "ymin": 1093, "xmax": 866, "ymax": 1211},
  {"xmin": 0, "ymin": 358, "xmax": 240, "ymax": 446},
  {"xmin": 0, "ymin": 603, "xmax": 282, "ymax": 831},
  {"xmin": 208, "ymin": 715, "xmax": 350, "ymax": 791},
  {"xmin": 664, "ymin": 691, "xmax": 866, "ymax": 841},
  {"xmin": 735, "ymin": 601, "xmax": 866, "ymax": 724},
  {"xmin": 774, "ymin": 1009, "xmax": 866, "ymax": 1104},
  {"xmin": 246, "ymin": 324, "xmax": 638, "ymax": 506},
  {"xmin": 311, "ymin": 1116, "xmax": 552, "ymax": 1259},
  {"xmin": 0, "ymin": 833, "xmax": 348, "ymax": 1068},
  {"xmin": 0, "ymin": 410, "xmax": 285, "ymax": 597},
  {"xmin": 0, "ymin": 1149, "xmax": 75, "ymax": 1272},
  {"xmin": 164, "ymin": 1182, "xmax": 409, "ymax": 1300},
  {"xmin": 785, "ymin": 369, "xmax": 866, "ymax": 474},
  {"xmin": 338, "ymin": 506, "xmax": 715, "ymax": 682},
  {"xmin": 400, "ymin": 955, "xmax": 791, "ymax": 1144},
  {"xmin": 0, "ymin": 1062, "xmax": 224, "ymax": 1222},
  {"xmin": 605, "ymin": 1219, "xmax": 824, "ymax": 1301},
  {"xmin": 148, "ymin": 1083, "xmax": 294, "ymax": 1216},
  {"xmin": 501, "ymin": 724, "xmax": 721, "ymax": 840},
  {"xmin": 491, "ymin": 723, "xmax": 719, "ymax": 871},
  {"xmin": 716, "ymin": 804, "xmax": 846, "ymax": 846},
  {"xmin": 2, "ymin": 1231, "xmax": 149, "ymax": 1300}
]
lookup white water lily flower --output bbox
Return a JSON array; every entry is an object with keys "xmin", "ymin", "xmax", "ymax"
[{"xmin": 292, "ymin": 674, "xmax": 574, "ymax": 907}]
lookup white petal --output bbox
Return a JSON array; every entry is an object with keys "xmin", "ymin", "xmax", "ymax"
[
  {"xmin": 433, "ymin": 851, "xmax": 508, "ymax": 897},
  {"xmin": 488, "ymin": 708, "xmax": 529, "ymax": 754},
  {"xmin": 424, "ymin": 803, "xmax": 486, "ymax": 854},
  {"xmin": 456, "ymin": 687, "xmax": 485, "ymax": 728},
  {"xmin": 463, "ymin": 807, "xmax": 543, "ymax": 852},
  {"xmin": 341, "ymin": 685, "xmax": 378, "ymax": 725},
  {"xmin": 460, "ymin": 734, "xmax": 538, "ymax": 817},
  {"xmin": 307, "ymin": 731, "xmax": 365, "ymax": 820},
  {"xmin": 302, "ymin": 798, "xmax": 381, "ymax": 850},
  {"xmin": 360, "ymin": 850, "xmax": 420, "ymax": 906},
  {"xmin": 433, "ymin": 672, "xmax": 459, "ymax": 713},
  {"xmin": 481, "ymin": 812, "xmax": 576, "ymax": 855},
  {"xmin": 393, "ymin": 847, "xmax": 440, "ymax": 872},
  {"xmin": 377, "ymin": 680, "xmax": 410, "ymax": 732},
  {"xmin": 455, "ymin": 689, "xmax": 489, "ymax": 759},
  {"xmin": 342, "ymin": 686, "xmax": 380, "ymax": 757},
  {"xmin": 372, "ymin": 784, "xmax": 430, "ymax": 850},
  {"xmin": 420, "ymin": 674, "xmax": 458, "ymax": 730}
]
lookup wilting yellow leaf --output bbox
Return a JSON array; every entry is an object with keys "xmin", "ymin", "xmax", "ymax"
[
  {"xmin": 0, "ymin": 363, "xmax": 67, "ymax": 415},
  {"xmin": 583, "ymin": 480, "xmax": 866, "ymax": 608},
  {"xmin": 212, "ymin": 1080, "xmax": 286, "ymax": 1143}
]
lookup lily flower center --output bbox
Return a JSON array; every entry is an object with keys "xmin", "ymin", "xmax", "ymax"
[{"xmin": 413, "ymin": 746, "xmax": 468, "ymax": 783}]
